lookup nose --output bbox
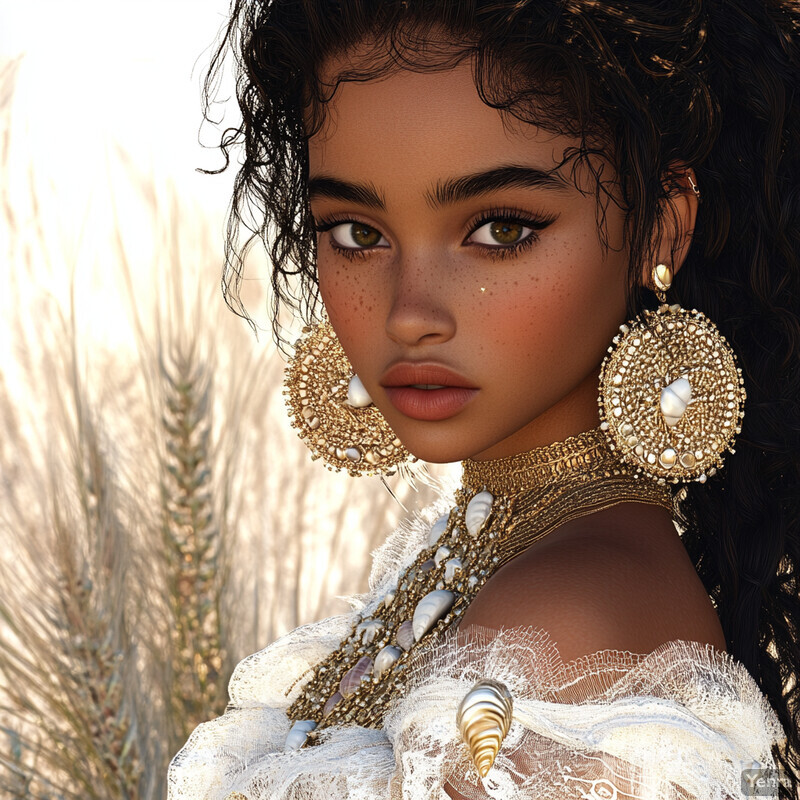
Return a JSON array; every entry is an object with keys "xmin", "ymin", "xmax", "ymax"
[{"xmin": 384, "ymin": 255, "xmax": 456, "ymax": 347}]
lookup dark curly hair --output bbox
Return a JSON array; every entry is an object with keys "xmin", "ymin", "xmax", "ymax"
[{"xmin": 204, "ymin": 0, "xmax": 800, "ymax": 794}]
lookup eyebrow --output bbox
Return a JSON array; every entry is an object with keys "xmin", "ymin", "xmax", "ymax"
[
  {"xmin": 306, "ymin": 164, "xmax": 570, "ymax": 213},
  {"xmin": 307, "ymin": 176, "xmax": 387, "ymax": 211},
  {"xmin": 428, "ymin": 165, "xmax": 570, "ymax": 208}
]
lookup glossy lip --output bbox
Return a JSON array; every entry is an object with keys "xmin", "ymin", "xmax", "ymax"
[{"xmin": 380, "ymin": 363, "xmax": 479, "ymax": 421}]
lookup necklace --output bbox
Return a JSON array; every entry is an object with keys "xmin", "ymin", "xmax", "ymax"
[{"xmin": 285, "ymin": 428, "xmax": 673, "ymax": 747}]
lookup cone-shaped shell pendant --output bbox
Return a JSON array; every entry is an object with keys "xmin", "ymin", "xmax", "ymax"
[{"xmin": 456, "ymin": 679, "xmax": 513, "ymax": 778}]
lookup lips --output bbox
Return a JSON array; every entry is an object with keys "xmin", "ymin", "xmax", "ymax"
[{"xmin": 380, "ymin": 363, "xmax": 478, "ymax": 421}]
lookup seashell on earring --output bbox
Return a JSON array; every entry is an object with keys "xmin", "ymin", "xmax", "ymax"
[
  {"xmin": 412, "ymin": 589, "xmax": 455, "ymax": 641},
  {"xmin": 598, "ymin": 303, "xmax": 746, "ymax": 483},
  {"xmin": 346, "ymin": 374, "xmax": 373, "ymax": 408},
  {"xmin": 465, "ymin": 491, "xmax": 493, "ymax": 537},
  {"xmin": 456, "ymin": 679, "xmax": 513, "ymax": 778},
  {"xmin": 660, "ymin": 376, "xmax": 692, "ymax": 427}
]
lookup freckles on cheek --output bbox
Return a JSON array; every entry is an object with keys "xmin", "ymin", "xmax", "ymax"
[{"xmin": 319, "ymin": 268, "xmax": 379, "ymax": 351}]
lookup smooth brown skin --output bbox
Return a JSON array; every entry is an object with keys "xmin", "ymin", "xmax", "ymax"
[{"xmin": 308, "ymin": 60, "xmax": 726, "ymax": 794}]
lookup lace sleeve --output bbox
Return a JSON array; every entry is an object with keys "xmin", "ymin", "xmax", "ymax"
[
  {"xmin": 168, "ymin": 623, "xmax": 786, "ymax": 800},
  {"xmin": 385, "ymin": 626, "xmax": 786, "ymax": 800}
]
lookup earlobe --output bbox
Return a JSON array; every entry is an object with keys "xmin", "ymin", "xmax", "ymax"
[{"xmin": 642, "ymin": 168, "xmax": 700, "ymax": 289}]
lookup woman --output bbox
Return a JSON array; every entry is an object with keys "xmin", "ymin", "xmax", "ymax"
[{"xmin": 169, "ymin": 1, "xmax": 799, "ymax": 797}]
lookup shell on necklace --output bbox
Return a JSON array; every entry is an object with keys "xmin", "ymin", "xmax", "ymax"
[
  {"xmin": 374, "ymin": 645, "xmax": 402, "ymax": 679},
  {"xmin": 396, "ymin": 620, "xmax": 415, "ymax": 651},
  {"xmin": 444, "ymin": 557, "xmax": 463, "ymax": 583},
  {"xmin": 285, "ymin": 719, "xmax": 317, "ymax": 751},
  {"xmin": 339, "ymin": 656, "xmax": 373, "ymax": 697},
  {"xmin": 284, "ymin": 428, "xmax": 674, "ymax": 738},
  {"xmin": 434, "ymin": 545, "xmax": 451, "ymax": 566},
  {"xmin": 356, "ymin": 619, "xmax": 384, "ymax": 645},
  {"xmin": 465, "ymin": 491, "xmax": 493, "ymax": 536},
  {"xmin": 428, "ymin": 513, "xmax": 450, "ymax": 546},
  {"xmin": 412, "ymin": 589, "xmax": 455, "ymax": 641},
  {"xmin": 322, "ymin": 691, "xmax": 342, "ymax": 717}
]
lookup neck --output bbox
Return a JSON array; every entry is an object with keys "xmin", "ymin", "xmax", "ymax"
[{"xmin": 461, "ymin": 427, "xmax": 615, "ymax": 495}]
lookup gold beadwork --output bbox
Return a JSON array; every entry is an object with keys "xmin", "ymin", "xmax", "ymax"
[
  {"xmin": 598, "ymin": 304, "xmax": 746, "ymax": 484},
  {"xmin": 286, "ymin": 429, "xmax": 672, "ymax": 739},
  {"xmin": 283, "ymin": 321, "xmax": 412, "ymax": 476}
]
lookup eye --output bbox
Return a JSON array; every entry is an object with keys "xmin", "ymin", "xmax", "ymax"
[
  {"xmin": 329, "ymin": 222, "xmax": 389, "ymax": 250},
  {"xmin": 468, "ymin": 219, "xmax": 534, "ymax": 247}
]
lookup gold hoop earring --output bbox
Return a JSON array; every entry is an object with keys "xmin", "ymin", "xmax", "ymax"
[
  {"xmin": 284, "ymin": 321, "xmax": 413, "ymax": 477},
  {"xmin": 598, "ymin": 264, "xmax": 746, "ymax": 484}
]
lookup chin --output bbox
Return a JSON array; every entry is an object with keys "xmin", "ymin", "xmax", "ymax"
[{"xmin": 394, "ymin": 431, "xmax": 487, "ymax": 465}]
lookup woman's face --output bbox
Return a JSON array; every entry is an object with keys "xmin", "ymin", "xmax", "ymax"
[{"xmin": 308, "ymin": 62, "xmax": 630, "ymax": 463}]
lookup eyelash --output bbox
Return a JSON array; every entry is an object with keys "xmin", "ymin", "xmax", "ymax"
[
  {"xmin": 466, "ymin": 207, "xmax": 556, "ymax": 261},
  {"xmin": 313, "ymin": 207, "xmax": 556, "ymax": 263},
  {"xmin": 314, "ymin": 215, "xmax": 375, "ymax": 262}
]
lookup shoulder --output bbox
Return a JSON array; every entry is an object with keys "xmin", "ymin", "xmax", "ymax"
[{"xmin": 459, "ymin": 503, "xmax": 728, "ymax": 664}]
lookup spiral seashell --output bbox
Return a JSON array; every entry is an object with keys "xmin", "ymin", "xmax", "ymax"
[
  {"xmin": 374, "ymin": 645, "xmax": 402, "ymax": 679},
  {"xmin": 346, "ymin": 374, "xmax": 373, "ymax": 408},
  {"xmin": 660, "ymin": 376, "xmax": 691, "ymax": 427},
  {"xmin": 339, "ymin": 656, "xmax": 373, "ymax": 697},
  {"xmin": 428, "ymin": 513, "xmax": 450, "ymax": 547},
  {"xmin": 396, "ymin": 620, "xmax": 415, "ymax": 651},
  {"xmin": 456, "ymin": 679, "xmax": 513, "ymax": 778},
  {"xmin": 355, "ymin": 618, "xmax": 384, "ymax": 645},
  {"xmin": 285, "ymin": 719, "xmax": 317, "ymax": 750},
  {"xmin": 412, "ymin": 589, "xmax": 455, "ymax": 641},
  {"xmin": 465, "ymin": 491, "xmax": 494, "ymax": 537}
]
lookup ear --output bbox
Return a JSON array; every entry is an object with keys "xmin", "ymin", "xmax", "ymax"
[{"xmin": 642, "ymin": 166, "xmax": 699, "ymax": 289}]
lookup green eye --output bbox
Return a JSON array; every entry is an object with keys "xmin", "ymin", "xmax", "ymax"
[
  {"xmin": 350, "ymin": 223, "xmax": 382, "ymax": 247},
  {"xmin": 468, "ymin": 218, "xmax": 535, "ymax": 249},
  {"xmin": 488, "ymin": 221, "xmax": 524, "ymax": 245},
  {"xmin": 328, "ymin": 222, "xmax": 388, "ymax": 250}
]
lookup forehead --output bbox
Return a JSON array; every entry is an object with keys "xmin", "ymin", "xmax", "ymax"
[{"xmin": 307, "ymin": 62, "xmax": 580, "ymax": 190}]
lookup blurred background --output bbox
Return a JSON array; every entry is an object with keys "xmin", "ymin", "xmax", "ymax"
[{"xmin": 0, "ymin": 3, "xmax": 449, "ymax": 796}]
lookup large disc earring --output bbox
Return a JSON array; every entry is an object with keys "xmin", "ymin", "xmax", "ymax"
[
  {"xmin": 598, "ymin": 264, "xmax": 746, "ymax": 484},
  {"xmin": 284, "ymin": 320, "xmax": 413, "ymax": 477}
]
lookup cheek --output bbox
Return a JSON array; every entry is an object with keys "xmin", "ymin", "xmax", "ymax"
[
  {"xmin": 318, "ymin": 260, "xmax": 383, "ymax": 361},
  {"xmin": 477, "ymin": 240, "xmax": 626, "ymax": 382}
]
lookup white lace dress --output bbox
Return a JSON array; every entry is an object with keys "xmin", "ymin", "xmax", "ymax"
[{"xmin": 168, "ymin": 500, "xmax": 788, "ymax": 800}]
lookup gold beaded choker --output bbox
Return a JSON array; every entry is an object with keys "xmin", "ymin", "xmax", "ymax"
[{"xmin": 285, "ymin": 428, "xmax": 673, "ymax": 747}]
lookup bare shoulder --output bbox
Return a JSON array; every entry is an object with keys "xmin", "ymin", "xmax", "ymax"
[{"xmin": 459, "ymin": 502, "xmax": 727, "ymax": 664}]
